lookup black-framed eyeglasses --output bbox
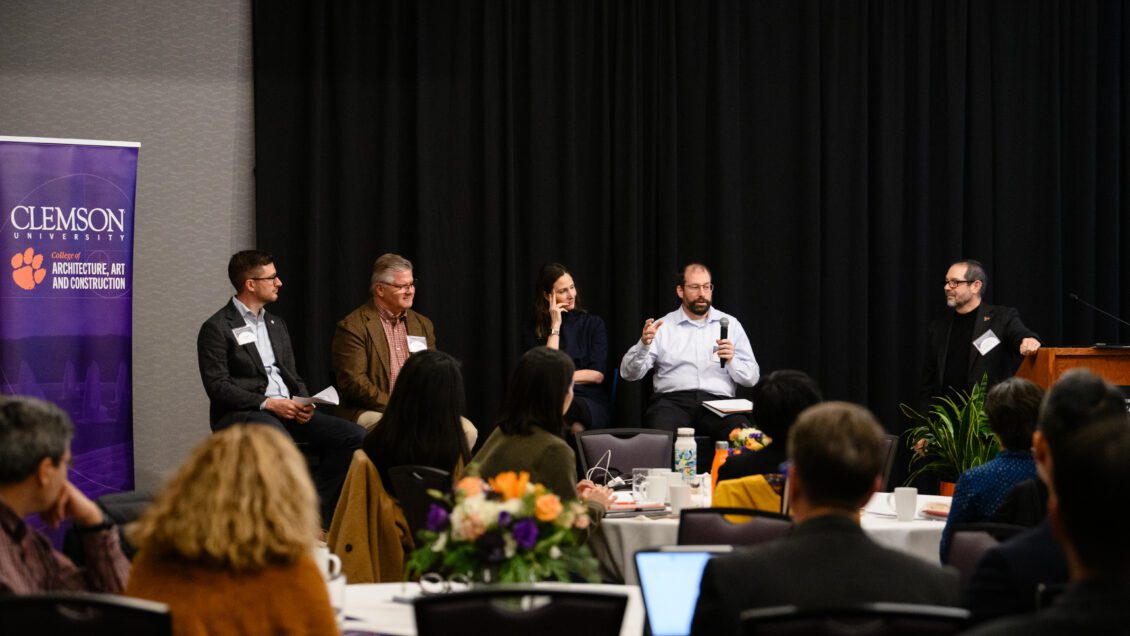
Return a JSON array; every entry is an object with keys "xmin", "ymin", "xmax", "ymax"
[
  {"xmin": 944, "ymin": 279, "xmax": 972, "ymax": 288},
  {"xmin": 381, "ymin": 279, "xmax": 418, "ymax": 291},
  {"xmin": 249, "ymin": 274, "xmax": 279, "ymax": 282},
  {"xmin": 681, "ymin": 283, "xmax": 714, "ymax": 292}
]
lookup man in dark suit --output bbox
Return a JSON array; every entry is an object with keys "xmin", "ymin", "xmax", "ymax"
[
  {"xmin": 965, "ymin": 415, "xmax": 1130, "ymax": 635},
  {"xmin": 197, "ymin": 250, "xmax": 364, "ymax": 525},
  {"xmin": 690, "ymin": 402, "xmax": 960, "ymax": 636},
  {"xmin": 920, "ymin": 259, "xmax": 1041, "ymax": 406},
  {"xmin": 965, "ymin": 369, "xmax": 1126, "ymax": 622}
]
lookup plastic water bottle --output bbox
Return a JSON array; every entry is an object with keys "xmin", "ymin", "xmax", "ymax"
[{"xmin": 674, "ymin": 427, "xmax": 697, "ymax": 479}]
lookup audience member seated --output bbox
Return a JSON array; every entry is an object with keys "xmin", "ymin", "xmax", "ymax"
[
  {"xmin": 125, "ymin": 425, "xmax": 337, "ymax": 635},
  {"xmin": 690, "ymin": 402, "xmax": 960, "ymax": 636},
  {"xmin": 965, "ymin": 369, "xmax": 1126, "ymax": 623},
  {"xmin": 474, "ymin": 347, "xmax": 614, "ymax": 518},
  {"xmin": 964, "ymin": 415, "xmax": 1130, "ymax": 634},
  {"xmin": 523, "ymin": 262, "xmax": 611, "ymax": 432},
  {"xmin": 715, "ymin": 370, "xmax": 822, "ymax": 485},
  {"xmin": 938, "ymin": 377, "xmax": 1042, "ymax": 561},
  {"xmin": 0, "ymin": 397, "xmax": 130, "ymax": 594},
  {"xmin": 363, "ymin": 350, "xmax": 471, "ymax": 495}
]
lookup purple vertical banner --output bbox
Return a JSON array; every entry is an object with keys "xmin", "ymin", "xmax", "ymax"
[{"xmin": 0, "ymin": 136, "xmax": 139, "ymax": 510}]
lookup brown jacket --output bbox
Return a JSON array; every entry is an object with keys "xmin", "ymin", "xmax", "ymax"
[
  {"xmin": 331, "ymin": 301, "xmax": 436, "ymax": 422},
  {"xmin": 327, "ymin": 450, "xmax": 414, "ymax": 583}
]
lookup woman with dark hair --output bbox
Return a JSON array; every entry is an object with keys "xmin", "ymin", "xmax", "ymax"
[
  {"xmin": 716, "ymin": 370, "xmax": 823, "ymax": 484},
  {"xmin": 363, "ymin": 350, "xmax": 471, "ymax": 492},
  {"xmin": 523, "ymin": 263, "xmax": 610, "ymax": 431},
  {"xmin": 939, "ymin": 377, "xmax": 1043, "ymax": 562},
  {"xmin": 474, "ymin": 347, "xmax": 613, "ymax": 512}
]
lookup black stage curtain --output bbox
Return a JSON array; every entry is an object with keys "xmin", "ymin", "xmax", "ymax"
[{"xmin": 252, "ymin": 1, "xmax": 1129, "ymax": 480}]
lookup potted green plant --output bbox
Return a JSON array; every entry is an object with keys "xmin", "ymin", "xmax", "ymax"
[{"xmin": 900, "ymin": 374, "xmax": 999, "ymax": 494}]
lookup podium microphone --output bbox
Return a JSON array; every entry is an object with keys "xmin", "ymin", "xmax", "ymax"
[
  {"xmin": 1068, "ymin": 293, "xmax": 1130, "ymax": 329},
  {"xmin": 719, "ymin": 317, "xmax": 729, "ymax": 368}
]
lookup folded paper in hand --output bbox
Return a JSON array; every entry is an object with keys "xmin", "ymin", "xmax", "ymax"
[
  {"xmin": 703, "ymin": 398, "xmax": 753, "ymax": 417},
  {"xmin": 293, "ymin": 386, "xmax": 340, "ymax": 406}
]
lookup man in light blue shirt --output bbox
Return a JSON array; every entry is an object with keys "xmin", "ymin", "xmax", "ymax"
[{"xmin": 620, "ymin": 263, "xmax": 759, "ymax": 443}]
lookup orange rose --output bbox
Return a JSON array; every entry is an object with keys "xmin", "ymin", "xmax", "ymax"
[
  {"xmin": 456, "ymin": 476, "xmax": 484, "ymax": 498},
  {"xmin": 535, "ymin": 493, "xmax": 563, "ymax": 522},
  {"xmin": 489, "ymin": 471, "xmax": 531, "ymax": 501}
]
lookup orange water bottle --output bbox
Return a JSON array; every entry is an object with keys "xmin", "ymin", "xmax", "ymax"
[{"xmin": 710, "ymin": 441, "xmax": 729, "ymax": 495}]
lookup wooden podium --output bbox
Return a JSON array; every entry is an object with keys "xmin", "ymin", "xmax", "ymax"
[{"xmin": 1015, "ymin": 347, "xmax": 1130, "ymax": 389}]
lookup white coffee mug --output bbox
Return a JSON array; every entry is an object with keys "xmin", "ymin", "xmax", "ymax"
[
  {"xmin": 669, "ymin": 484, "xmax": 693, "ymax": 515},
  {"xmin": 313, "ymin": 544, "xmax": 342, "ymax": 580},
  {"xmin": 887, "ymin": 487, "xmax": 918, "ymax": 522}
]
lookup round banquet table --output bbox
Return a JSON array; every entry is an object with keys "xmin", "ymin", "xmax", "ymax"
[{"xmin": 602, "ymin": 493, "xmax": 951, "ymax": 584}]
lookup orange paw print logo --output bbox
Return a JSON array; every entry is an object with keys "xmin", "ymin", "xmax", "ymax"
[{"xmin": 11, "ymin": 248, "xmax": 47, "ymax": 290}]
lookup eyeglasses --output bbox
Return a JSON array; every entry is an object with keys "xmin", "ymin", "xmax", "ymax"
[
  {"xmin": 944, "ymin": 279, "xmax": 973, "ymax": 288},
  {"xmin": 248, "ymin": 274, "xmax": 279, "ymax": 282},
  {"xmin": 381, "ymin": 279, "xmax": 418, "ymax": 291},
  {"xmin": 682, "ymin": 283, "xmax": 714, "ymax": 292}
]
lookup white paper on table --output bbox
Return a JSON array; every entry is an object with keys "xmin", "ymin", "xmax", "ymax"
[
  {"xmin": 293, "ymin": 386, "xmax": 340, "ymax": 406},
  {"xmin": 973, "ymin": 329, "xmax": 1000, "ymax": 355}
]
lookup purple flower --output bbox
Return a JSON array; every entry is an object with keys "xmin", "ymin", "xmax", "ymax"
[
  {"xmin": 425, "ymin": 503, "xmax": 449, "ymax": 531},
  {"xmin": 498, "ymin": 511, "xmax": 512, "ymax": 527},
  {"xmin": 511, "ymin": 518, "xmax": 539, "ymax": 550}
]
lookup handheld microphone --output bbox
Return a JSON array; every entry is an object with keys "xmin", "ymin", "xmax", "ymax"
[
  {"xmin": 1068, "ymin": 293, "xmax": 1130, "ymax": 329},
  {"xmin": 719, "ymin": 317, "xmax": 730, "ymax": 368}
]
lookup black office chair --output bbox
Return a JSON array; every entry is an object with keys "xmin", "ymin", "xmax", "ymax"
[
  {"xmin": 678, "ymin": 507, "xmax": 792, "ymax": 545},
  {"xmin": 740, "ymin": 602, "xmax": 970, "ymax": 635},
  {"xmin": 387, "ymin": 465, "xmax": 452, "ymax": 539},
  {"xmin": 63, "ymin": 489, "xmax": 153, "ymax": 564},
  {"xmin": 946, "ymin": 522, "xmax": 1026, "ymax": 582},
  {"xmin": 575, "ymin": 428, "xmax": 674, "ymax": 484},
  {"xmin": 0, "ymin": 592, "xmax": 172, "ymax": 635},
  {"xmin": 415, "ymin": 587, "xmax": 628, "ymax": 636}
]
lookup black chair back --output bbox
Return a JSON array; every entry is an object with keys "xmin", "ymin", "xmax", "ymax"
[
  {"xmin": 740, "ymin": 602, "xmax": 970, "ymax": 635},
  {"xmin": 63, "ymin": 490, "xmax": 152, "ymax": 564},
  {"xmin": 415, "ymin": 587, "xmax": 628, "ymax": 636},
  {"xmin": 575, "ymin": 428, "xmax": 674, "ymax": 484},
  {"xmin": 946, "ymin": 522, "xmax": 1026, "ymax": 582},
  {"xmin": 678, "ymin": 507, "xmax": 792, "ymax": 545},
  {"xmin": 388, "ymin": 465, "xmax": 452, "ymax": 539},
  {"xmin": 0, "ymin": 592, "xmax": 171, "ymax": 635}
]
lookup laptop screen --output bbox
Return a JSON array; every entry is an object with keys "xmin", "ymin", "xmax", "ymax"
[{"xmin": 635, "ymin": 548, "xmax": 728, "ymax": 636}]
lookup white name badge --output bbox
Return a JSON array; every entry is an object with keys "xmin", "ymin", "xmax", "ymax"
[
  {"xmin": 233, "ymin": 326, "xmax": 256, "ymax": 345},
  {"xmin": 407, "ymin": 335, "xmax": 428, "ymax": 353},
  {"xmin": 973, "ymin": 329, "xmax": 1000, "ymax": 355}
]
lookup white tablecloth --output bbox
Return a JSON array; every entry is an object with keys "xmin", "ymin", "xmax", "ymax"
[
  {"xmin": 602, "ymin": 493, "xmax": 950, "ymax": 584},
  {"xmin": 342, "ymin": 581, "xmax": 645, "ymax": 636}
]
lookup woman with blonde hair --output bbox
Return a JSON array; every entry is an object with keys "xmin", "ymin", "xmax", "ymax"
[{"xmin": 125, "ymin": 425, "xmax": 338, "ymax": 635}]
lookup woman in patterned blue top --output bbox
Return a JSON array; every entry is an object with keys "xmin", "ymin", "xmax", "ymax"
[{"xmin": 939, "ymin": 377, "xmax": 1044, "ymax": 562}]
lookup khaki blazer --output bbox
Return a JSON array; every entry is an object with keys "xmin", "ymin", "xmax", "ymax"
[{"xmin": 331, "ymin": 301, "xmax": 435, "ymax": 422}]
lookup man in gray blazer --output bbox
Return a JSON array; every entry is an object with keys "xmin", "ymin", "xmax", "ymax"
[
  {"xmin": 690, "ymin": 402, "xmax": 960, "ymax": 636},
  {"xmin": 197, "ymin": 250, "xmax": 364, "ymax": 525}
]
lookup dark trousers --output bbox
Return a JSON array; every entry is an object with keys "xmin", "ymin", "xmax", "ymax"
[
  {"xmin": 645, "ymin": 390, "xmax": 751, "ymax": 469},
  {"xmin": 215, "ymin": 409, "xmax": 365, "ymax": 527}
]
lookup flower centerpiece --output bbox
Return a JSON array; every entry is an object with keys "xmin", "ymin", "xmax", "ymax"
[
  {"xmin": 728, "ymin": 426, "xmax": 770, "ymax": 454},
  {"xmin": 405, "ymin": 471, "xmax": 601, "ymax": 584},
  {"xmin": 901, "ymin": 374, "xmax": 998, "ymax": 486}
]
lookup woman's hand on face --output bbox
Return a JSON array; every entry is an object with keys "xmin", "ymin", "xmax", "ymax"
[{"xmin": 546, "ymin": 292, "xmax": 567, "ymax": 330}]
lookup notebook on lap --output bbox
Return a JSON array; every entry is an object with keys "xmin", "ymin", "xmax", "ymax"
[{"xmin": 635, "ymin": 546, "xmax": 733, "ymax": 636}]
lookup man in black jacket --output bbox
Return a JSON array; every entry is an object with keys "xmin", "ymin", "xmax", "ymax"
[
  {"xmin": 690, "ymin": 402, "xmax": 959, "ymax": 636},
  {"xmin": 920, "ymin": 260, "xmax": 1041, "ymax": 406},
  {"xmin": 197, "ymin": 250, "xmax": 363, "ymax": 525}
]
